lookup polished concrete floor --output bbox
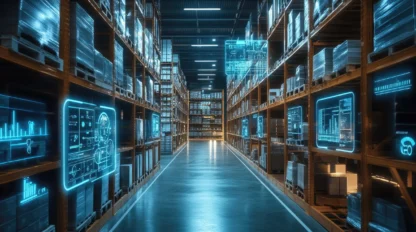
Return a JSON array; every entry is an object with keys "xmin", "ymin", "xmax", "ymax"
[{"xmin": 102, "ymin": 141, "xmax": 325, "ymax": 232}]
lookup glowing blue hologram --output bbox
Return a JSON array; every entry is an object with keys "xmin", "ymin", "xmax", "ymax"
[
  {"xmin": 225, "ymin": 40, "xmax": 268, "ymax": 79},
  {"xmin": 316, "ymin": 92, "xmax": 355, "ymax": 153},
  {"xmin": 374, "ymin": 72, "xmax": 412, "ymax": 96},
  {"xmin": 0, "ymin": 94, "xmax": 48, "ymax": 166},
  {"xmin": 20, "ymin": 177, "xmax": 48, "ymax": 205},
  {"xmin": 152, "ymin": 113, "xmax": 160, "ymax": 138},
  {"xmin": 287, "ymin": 106, "xmax": 303, "ymax": 144},
  {"xmin": 242, "ymin": 118, "xmax": 249, "ymax": 139},
  {"xmin": 257, "ymin": 116, "xmax": 264, "ymax": 138},
  {"xmin": 62, "ymin": 99, "xmax": 117, "ymax": 191},
  {"xmin": 400, "ymin": 136, "xmax": 415, "ymax": 156}
]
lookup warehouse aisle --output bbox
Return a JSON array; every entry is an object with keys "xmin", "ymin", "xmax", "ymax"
[{"xmin": 102, "ymin": 141, "xmax": 325, "ymax": 232}]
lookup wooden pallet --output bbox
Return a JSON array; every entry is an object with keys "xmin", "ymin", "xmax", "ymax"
[
  {"xmin": 285, "ymin": 180, "xmax": 294, "ymax": 191},
  {"xmin": 123, "ymin": 185, "xmax": 134, "ymax": 194},
  {"xmin": 286, "ymin": 90, "xmax": 294, "ymax": 97},
  {"xmin": 126, "ymin": 37, "xmax": 133, "ymax": 48},
  {"xmin": 126, "ymin": 90, "xmax": 135, "ymax": 100},
  {"xmin": 296, "ymin": 186, "xmax": 307, "ymax": 199},
  {"xmin": 368, "ymin": 34, "xmax": 416, "ymax": 63},
  {"xmin": 331, "ymin": 64, "xmax": 360, "ymax": 78},
  {"xmin": 73, "ymin": 62, "xmax": 96, "ymax": 83},
  {"xmin": 294, "ymin": 84, "xmax": 306, "ymax": 94},
  {"xmin": 94, "ymin": 0, "xmax": 112, "ymax": 21},
  {"xmin": 114, "ymin": 189, "xmax": 123, "ymax": 202},
  {"xmin": 115, "ymin": 85, "xmax": 127, "ymax": 97},
  {"xmin": 312, "ymin": 75, "xmax": 332, "ymax": 86},
  {"xmin": 0, "ymin": 35, "xmax": 63, "ymax": 71},
  {"xmin": 96, "ymin": 199, "xmax": 112, "ymax": 218},
  {"xmin": 68, "ymin": 212, "xmax": 96, "ymax": 232}
]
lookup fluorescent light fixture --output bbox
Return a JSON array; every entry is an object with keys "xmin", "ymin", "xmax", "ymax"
[
  {"xmin": 212, "ymin": 64, "xmax": 216, "ymax": 67},
  {"xmin": 192, "ymin": 44, "xmax": 218, "ymax": 47},
  {"xmin": 184, "ymin": 8, "xmax": 221, "ymax": 11},
  {"xmin": 198, "ymin": 74, "xmax": 216, "ymax": 76},
  {"xmin": 198, "ymin": 69, "xmax": 217, "ymax": 71},
  {"xmin": 212, "ymin": 38, "xmax": 216, "ymax": 42},
  {"xmin": 195, "ymin": 60, "xmax": 217, "ymax": 63},
  {"xmin": 198, "ymin": 78, "xmax": 215, "ymax": 81}
]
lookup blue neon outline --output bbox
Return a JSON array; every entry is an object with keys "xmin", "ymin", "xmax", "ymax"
[
  {"xmin": 287, "ymin": 106, "xmax": 303, "ymax": 142},
  {"xmin": 315, "ymin": 92, "xmax": 355, "ymax": 153},
  {"xmin": 62, "ymin": 99, "xmax": 117, "ymax": 191}
]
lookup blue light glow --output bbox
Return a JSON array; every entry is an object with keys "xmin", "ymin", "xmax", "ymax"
[
  {"xmin": 225, "ymin": 40, "xmax": 268, "ymax": 79},
  {"xmin": 316, "ymin": 92, "xmax": 355, "ymax": 153},
  {"xmin": 0, "ymin": 94, "xmax": 48, "ymax": 166},
  {"xmin": 257, "ymin": 116, "xmax": 264, "ymax": 138},
  {"xmin": 62, "ymin": 99, "xmax": 117, "ymax": 191},
  {"xmin": 400, "ymin": 136, "xmax": 415, "ymax": 156},
  {"xmin": 20, "ymin": 177, "xmax": 48, "ymax": 205},
  {"xmin": 242, "ymin": 118, "xmax": 249, "ymax": 139},
  {"xmin": 374, "ymin": 72, "xmax": 412, "ymax": 96},
  {"xmin": 287, "ymin": 106, "xmax": 303, "ymax": 144}
]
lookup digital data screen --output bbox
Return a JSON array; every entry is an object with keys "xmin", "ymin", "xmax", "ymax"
[
  {"xmin": 257, "ymin": 115, "xmax": 264, "ymax": 138},
  {"xmin": 374, "ymin": 64, "xmax": 413, "ymax": 96},
  {"xmin": 63, "ymin": 99, "xmax": 116, "ymax": 191},
  {"xmin": 0, "ymin": 94, "xmax": 48, "ymax": 166},
  {"xmin": 225, "ymin": 40, "xmax": 267, "ymax": 77},
  {"xmin": 287, "ymin": 106, "xmax": 303, "ymax": 142},
  {"xmin": 316, "ymin": 92, "xmax": 355, "ymax": 153},
  {"xmin": 242, "ymin": 118, "xmax": 249, "ymax": 139},
  {"xmin": 152, "ymin": 113, "xmax": 160, "ymax": 138}
]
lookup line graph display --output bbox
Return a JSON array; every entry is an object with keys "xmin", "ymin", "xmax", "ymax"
[
  {"xmin": 63, "ymin": 99, "xmax": 117, "ymax": 191},
  {"xmin": 316, "ymin": 92, "xmax": 355, "ymax": 153},
  {"xmin": 0, "ymin": 94, "xmax": 48, "ymax": 166}
]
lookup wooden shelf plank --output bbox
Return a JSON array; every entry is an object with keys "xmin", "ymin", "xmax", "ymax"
[{"xmin": 0, "ymin": 161, "xmax": 60, "ymax": 185}]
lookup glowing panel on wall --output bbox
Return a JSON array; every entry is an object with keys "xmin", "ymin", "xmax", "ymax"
[
  {"xmin": 316, "ymin": 92, "xmax": 355, "ymax": 153},
  {"xmin": 373, "ymin": 64, "xmax": 413, "ymax": 96},
  {"xmin": 63, "ymin": 99, "xmax": 117, "ymax": 191},
  {"xmin": 287, "ymin": 106, "xmax": 303, "ymax": 142},
  {"xmin": 0, "ymin": 94, "xmax": 48, "ymax": 166}
]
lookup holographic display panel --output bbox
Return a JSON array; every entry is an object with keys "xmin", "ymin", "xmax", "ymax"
[
  {"xmin": 225, "ymin": 40, "xmax": 268, "ymax": 77},
  {"xmin": 0, "ymin": 94, "xmax": 48, "ymax": 166},
  {"xmin": 20, "ymin": 177, "xmax": 48, "ymax": 205},
  {"xmin": 374, "ymin": 72, "xmax": 412, "ymax": 96},
  {"xmin": 287, "ymin": 106, "xmax": 303, "ymax": 142},
  {"xmin": 316, "ymin": 92, "xmax": 355, "ymax": 153},
  {"xmin": 242, "ymin": 118, "xmax": 249, "ymax": 139},
  {"xmin": 257, "ymin": 116, "xmax": 264, "ymax": 138},
  {"xmin": 63, "ymin": 100, "xmax": 116, "ymax": 191},
  {"xmin": 152, "ymin": 113, "xmax": 160, "ymax": 138}
]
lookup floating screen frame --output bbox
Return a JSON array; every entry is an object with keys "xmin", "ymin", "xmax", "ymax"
[
  {"xmin": 62, "ymin": 99, "xmax": 117, "ymax": 191},
  {"xmin": 316, "ymin": 92, "xmax": 355, "ymax": 153}
]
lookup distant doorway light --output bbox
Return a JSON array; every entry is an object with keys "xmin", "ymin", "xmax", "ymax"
[{"xmin": 184, "ymin": 8, "xmax": 221, "ymax": 11}]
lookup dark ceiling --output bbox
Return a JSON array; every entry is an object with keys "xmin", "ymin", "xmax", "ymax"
[{"xmin": 160, "ymin": 0, "xmax": 259, "ymax": 90}]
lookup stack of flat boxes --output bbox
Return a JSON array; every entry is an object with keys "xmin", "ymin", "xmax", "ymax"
[
  {"xmin": 68, "ymin": 184, "xmax": 94, "ymax": 230},
  {"xmin": 114, "ymin": 153, "xmax": 121, "ymax": 194},
  {"xmin": 314, "ymin": 163, "xmax": 358, "ymax": 195},
  {"xmin": 260, "ymin": 144, "xmax": 267, "ymax": 169},
  {"xmin": 313, "ymin": 0, "xmax": 331, "ymax": 27},
  {"xmin": 94, "ymin": 50, "xmax": 113, "ymax": 89},
  {"xmin": 333, "ymin": 40, "xmax": 361, "ymax": 72},
  {"xmin": 286, "ymin": 161, "xmax": 297, "ymax": 186},
  {"xmin": 287, "ymin": 10, "xmax": 301, "ymax": 49},
  {"xmin": 136, "ymin": 152, "xmax": 143, "ymax": 180},
  {"xmin": 136, "ymin": 118, "xmax": 144, "ymax": 143},
  {"xmin": 17, "ymin": 192, "xmax": 50, "ymax": 232},
  {"xmin": 313, "ymin": 48, "xmax": 333, "ymax": 80},
  {"xmin": 120, "ymin": 163, "xmax": 133, "ymax": 193},
  {"xmin": 114, "ymin": 41, "xmax": 124, "ymax": 88},
  {"xmin": 136, "ymin": 79, "xmax": 143, "ymax": 99},
  {"xmin": 93, "ymin": 175, "xmax": 109, "ymax": 216},
  {"xmin": 271, "ymin": 142, "xmax": 284, "ymax": 173},
  {"xmin": 297, "ymin": 163, "xmax": 308, "ymax": 191},
  {"xmin": 135, "ymin": 18, "xmax": 143, "ymax": 55},
  {"xmin": 0, "ymin": 196, "xmax": 16, "ymax": 231},
  {"xmin": 373, "ymin": 0, "xmax": 416, "ymax": 53},
  {"xmin": 114, "ymin": 0, "xmax": 126, "ymax": 35},
  {"xmin": 295, "ymin": 65, "xmax": 307, "ymax": 87},
  {"xmin": 70, "ymin": 3, "xmax": 94, "ymax": 72}
]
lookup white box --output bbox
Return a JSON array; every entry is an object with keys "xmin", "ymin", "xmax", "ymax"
[
  {"xmin": 297, "ymin": 163, "xmax": 308, "ymax": 190},
  {"xmin": 346, "ymin": 173, "xmax": 358, "ymax": 193}
]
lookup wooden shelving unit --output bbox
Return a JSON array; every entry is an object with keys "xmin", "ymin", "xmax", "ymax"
[
  {"xmin": 0, "ymin": 0, "xmax": 163, "ymax": 231},
  {"xmin": 161, "ymin": 41, "xmax": 189, "ymax": 155},
  {"xmin": 227, "ymin": 0, "xmax": 416, "ymax": 231},
  {"xmin": 189, "ymin": 89, "xmax": 225, "ymax": 141}
]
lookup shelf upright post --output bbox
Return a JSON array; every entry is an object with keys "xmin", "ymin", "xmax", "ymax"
[
  {"xmin": 57, "ymin": 0, "xmax": 71, "ymax": 230},
  {"xmin": 306, "ymin": 0, "xmax": 314, "ymax": 206},
  {"xmin": 360, "ymin": 0, "xmax": 374, "ymax": 230},
  {"xmin": 283, "ymin": 62, "xmax": 289, "ymax": 195},
  {"xmin": 223, "ymin": 89, "xmax": 225, "ymax": 140},
  {"xmin": 267, "ymin": 75, "xmax": 271, "ymax": 173}
]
